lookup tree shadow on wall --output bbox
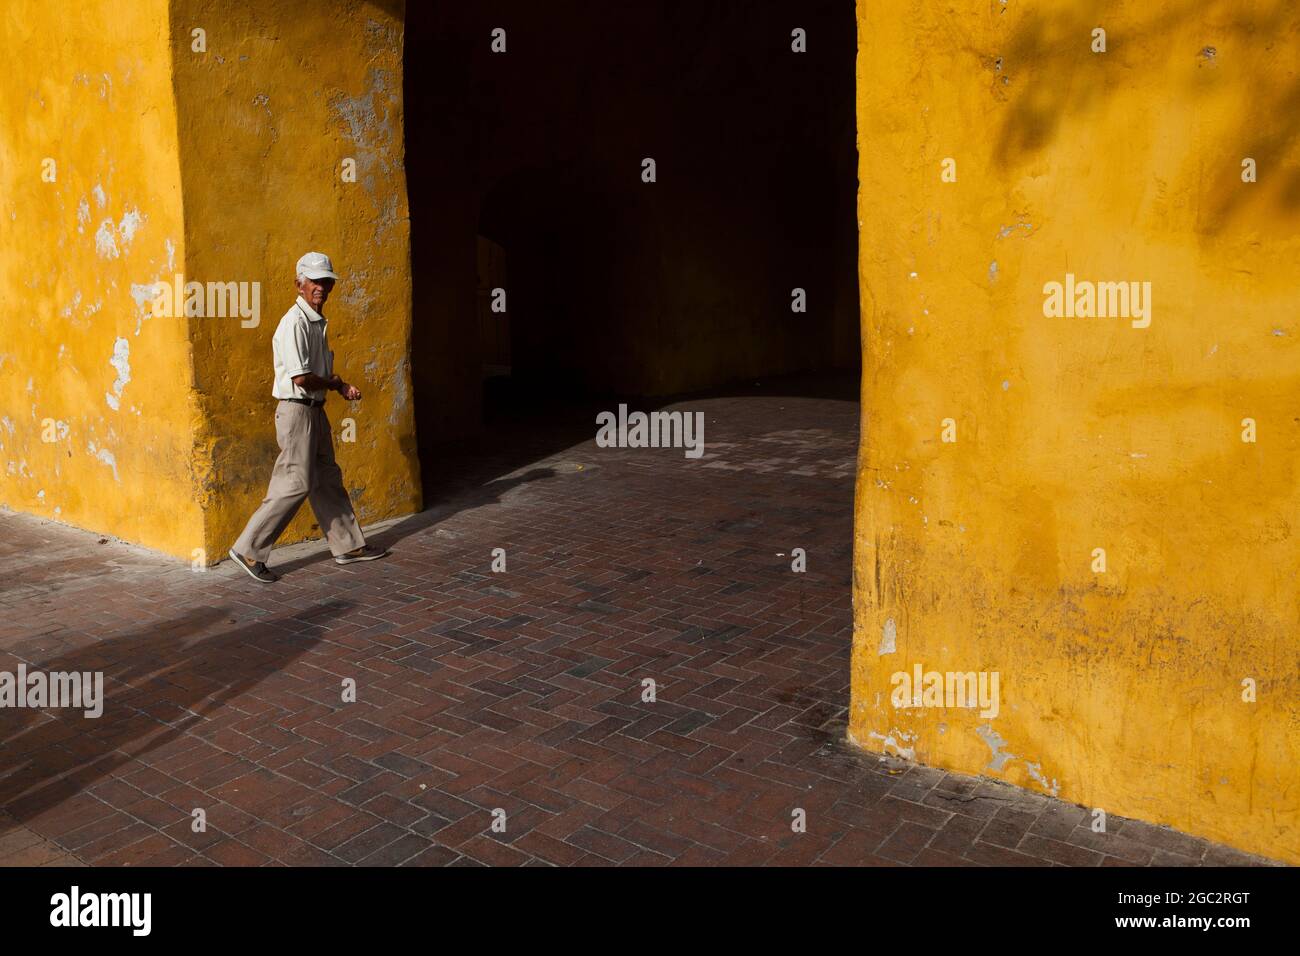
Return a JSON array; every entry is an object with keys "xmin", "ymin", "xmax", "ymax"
[{"xmin": 994, "ymin": 0, "xmax": 1300, "ymax": 234}]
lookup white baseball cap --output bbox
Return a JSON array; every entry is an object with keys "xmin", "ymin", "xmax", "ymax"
[{"xmin": 296, "ymin": 251, "xmax": 338, "ymax": 281}]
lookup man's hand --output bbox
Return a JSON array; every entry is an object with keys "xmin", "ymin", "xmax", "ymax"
[{"xmin": 342, "ymin": 383, "xmax": 362, "ymax": 401}]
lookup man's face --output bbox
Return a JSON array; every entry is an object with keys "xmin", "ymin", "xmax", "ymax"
[{"xmin": 297, "ymin": 275, "xmax": 334, "ymax": 310}]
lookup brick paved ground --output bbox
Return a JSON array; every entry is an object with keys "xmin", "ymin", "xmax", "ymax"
[{"xmin": 0, "ymin": 378, "xmax": 1274, "ymax": 866}]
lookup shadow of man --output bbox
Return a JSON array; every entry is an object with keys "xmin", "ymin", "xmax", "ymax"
[{"xmin": 0, "ymin": 598, "xmax": 355, "ymax": 835}]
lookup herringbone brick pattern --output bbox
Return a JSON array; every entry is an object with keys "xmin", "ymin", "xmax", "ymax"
[{"xmin": 0, "ymin": 383, "xmax": 1273, "ymax": 866}]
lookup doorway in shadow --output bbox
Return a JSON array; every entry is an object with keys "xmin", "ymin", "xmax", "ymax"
[{"xmin": 403, "ymin": 0, "xmax": 860, "ymax": 503}]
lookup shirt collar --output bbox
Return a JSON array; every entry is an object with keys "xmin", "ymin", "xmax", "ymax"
[{"xmin": 295, "ymin": 295, "xmax": 326, "ymax": 323}]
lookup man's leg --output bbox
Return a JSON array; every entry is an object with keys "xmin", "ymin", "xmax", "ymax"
[
  {"xmin": 307, "ymin": 407, "xmax": 366, "ymax": 556},
  {"xmin": 232, "ymin": 403, "xmax": 316, "ymax": 563}
]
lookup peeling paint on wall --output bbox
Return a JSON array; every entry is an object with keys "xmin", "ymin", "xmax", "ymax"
[
  {"xmin": 1024, "ymin": 761, "xmax": 1060, "ymax": 797},
  {"xmin": 94, "ymin": 206, "xmax": 146, "ymax": 259},
  {"xmin": 863, "ymin": 728, "xmax": 917, "ymax": 761},
  {"xmin": 86, "ymin": 441, "xmax": 119, "ymax": 482},
  {"xmin": 975, "ymin": 725, "xmax": 1016, "ymax": 773},
  {"xmin": 105, "ymin": 337, "xmax": 130, "ymax": 410},
  {"xmin": 94, "ymin": 220, "xmax": 119, "ymax": 259},
  {"xmin": 118, "ymin": 207, "xmax": 144, "ymax": 244},
  {"xmin": 878, "ymin": 617, "xmax": 897, "ymax": 655}
]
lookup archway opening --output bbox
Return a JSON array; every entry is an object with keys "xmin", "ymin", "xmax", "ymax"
[{"xmin": 403, "ymin": 1, "xmax": 859, "ymax": 500}]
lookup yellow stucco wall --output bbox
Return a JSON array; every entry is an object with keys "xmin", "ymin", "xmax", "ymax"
[
  {"xmin": 169, "ymin": 0, "xmax": 420, "ymax": 559},
  {"xmin": 1, "ymin": 0, "xmax": 419, "ymax": 561},
  {"xmin": 0, "ymin": 0, "xmax": 203, "ymax": 557},
  {"xmin": 851, "ymin": 0, "xmax": 1299, "ymax": 862}
]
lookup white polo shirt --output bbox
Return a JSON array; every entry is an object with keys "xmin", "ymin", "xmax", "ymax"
[{"xmin": 271, "ymin": 295, "xmax": 334, "ymax": 401}]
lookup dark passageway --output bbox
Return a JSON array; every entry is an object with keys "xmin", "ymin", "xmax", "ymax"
[{"xmin": 402, "ymin": 1, "xmax": 859, "ymax": 500}]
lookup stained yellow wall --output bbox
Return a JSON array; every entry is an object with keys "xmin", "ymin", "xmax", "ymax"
[
  {"xmin": 1, "ymin": 0, "xmax": 418, "ymax": 561},
  {"xmin": 0, "ymin": 0, "xmax": 202, "ymax": 556},
  {"xmin": 169, "ymin": 0, "xmax": 420, "ymax": 559},
  {"xmin": 851, "ymin": 0, "xmax": 1299, "ymax": 862}
]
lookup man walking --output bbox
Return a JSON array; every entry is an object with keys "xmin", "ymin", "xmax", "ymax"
[{"xmin": 228, "ymin": 251, "xmax": 389, "ymax": 583}]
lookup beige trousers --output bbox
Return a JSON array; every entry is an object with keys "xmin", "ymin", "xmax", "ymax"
[{"xmin": 233, "ymin": 401, "xmax": 366, "ymax": 563}]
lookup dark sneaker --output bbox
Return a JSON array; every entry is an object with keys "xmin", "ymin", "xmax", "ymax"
[
  {"xmin": 335, "ymin": 544, "xmax": 390, "ymax": 565},
  {"xmin": 228, "ymin": 548, "xmax": 278, "ymax": 583}
]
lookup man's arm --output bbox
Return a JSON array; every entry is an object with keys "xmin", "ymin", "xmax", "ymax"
[
  {"xmin": 293, "ymin": 372, "xmax": 362, "ymax": 401},
  {"xmin": 292, "ymin": 372, "xmax": 343, "ymax": 392}
]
